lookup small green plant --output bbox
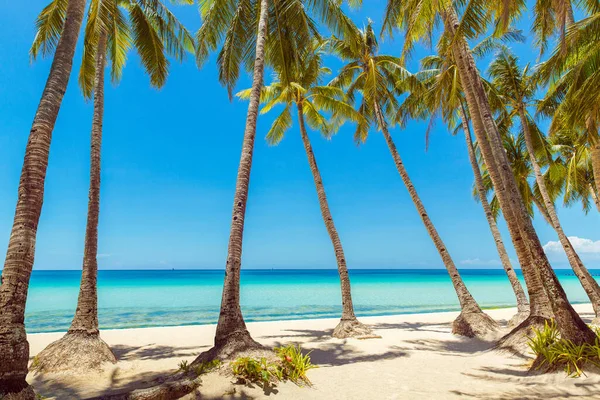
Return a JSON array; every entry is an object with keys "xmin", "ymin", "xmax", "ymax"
[
  {"xmin": 193, "ymin": 359, "xmax": 222, "ymax": 376},
  {"xmin": 528, "ymin": 319, "xmax": 600, "ymax": 377},
  {"xmin": 528, "ymin": 319, "xmax": 560, "ymax": 369},
  {"xmin": 177, "ymin": 360, "xmax": 191, "ymax": 373},
  {"xmin": 275, "ymin": 344, "xmax": 317, "ymax": 385},
  {"xmin": 231, "ymin": 357, "xmax": 282, "ymax": 387}
]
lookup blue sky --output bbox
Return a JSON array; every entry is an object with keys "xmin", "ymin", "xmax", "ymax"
[{"xmin": 0, "ymin": 0, "xmax": 598, "ymax": 270}]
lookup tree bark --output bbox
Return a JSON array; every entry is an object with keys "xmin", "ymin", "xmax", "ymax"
[
  {"xmin": 444, "ymin": 8, "xmax": 595, "ymax": 344},
  {"xmin": 460, "ymin": 106, "xmax": 529, "ymax": 314},
  {"xmin": 0, "ymin": 0, "xmax": 86, "ymax": 395},
  {"xmin": 374, "ymin": 102, "xmax": 481, "ymax": 315},
  {"xmin": 565, "ymin": 1, "xmax": 576, "ymax": 27},
  {"xmin": 297, "ymin": 103, "xmax": 372, "ymax": 338},
  {"xmin": 519, "ymin": 108, "xmax": 600, "ymax": 319},
  {"xmin": 207, "ymin": 0, "xmax": 269, "ymax": 356},
  {"xmin": 70, "ymin": 32, "xmax": 107, "ymax": 336}
]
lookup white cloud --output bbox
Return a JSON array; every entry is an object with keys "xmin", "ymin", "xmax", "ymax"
[
  {"xmin": 460, "ymin": 258, "xmax": 502, "ymax": 266},
  {"xmin": 543, "ymin": 236, "xmax": 600, "ymax": 255}
]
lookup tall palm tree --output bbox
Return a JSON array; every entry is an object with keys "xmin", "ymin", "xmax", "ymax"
[
  {"xmin": 26, "ymin": 0, "xmax": 193, "ymax": 374},
  {"xmin": 400, "ymin": 44, "xmax": 530, "ymax": 326},
  {"xmin": 331, "ymin": 21, "xmax": 497, "ymax": 338},
  {"xmin": 489, "ymin": 48, "xmax": 600, "ymax": 325},
  {"xmin": 239, "ymin": 41, "xmax": 375, "ymax": 338},
  {"xmin": 0, "ymin": 0, "xmax": 86, "ymax": 396},
  {"xmin": 378, "ymin": 0, "xmax": 596, "ymax": 344},
  {"xmin": 192, "ymin": 0, "xmax": 356, "ymax": 362}
]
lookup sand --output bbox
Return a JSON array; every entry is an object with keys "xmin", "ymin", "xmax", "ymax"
[{"xmin": 27, "ymin": 303, "xmax": 600, "ymax": 399}]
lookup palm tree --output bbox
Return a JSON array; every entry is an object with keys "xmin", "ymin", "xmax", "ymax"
[
  {"xmin": 0, "ymin": 0, "xmax": 86, "ymax": 396},
  {"xmin": 400, "ymin": 44, "xmax": 530, "ymax": 326},
  {"xmin": 192, "ymin": 0, "xmax": 356, "ymax": 362},
  {"xmin": 378, "ymin": 0, "xmax": 596, "ymax": 344},
  {"xmin": 331, "ymin": 21, "xmax": 497, "ymax": 338},
  {"xmin": 26, "ymin": 0, "xmax": 193, "ymax": 374},
  {"xmin": 238, "ymin": 41, "xmax": 375, "ymax": 338},
  {"xmin": 533, "ymin": 0, "xmax": 577, "ymax": 55},
  {"xmin": 549, "ymin": 127, "xmax": 600, "ymax": 214},
  {"xmin": 489, "ymin": 48, "xmax": 600, "ymax": 325},
  {"xmin": 537, "ymin": 10, "xmax": 600, "ymax": 205}
]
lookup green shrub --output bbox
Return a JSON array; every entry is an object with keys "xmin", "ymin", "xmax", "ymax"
[
  {"xmin": 275, "ymin": 344, "xmax": 317, "ymax": 385},
  {"xmin": 230, "ymin": 345, "xmax": 316, "ymax": 388},
  {"xmin": 231, "ymin": 357, "xmax": 282, "ymax": 386},
  {"xmin": 194, "ymin": 359, "xmax": 222, "ymax": 376},
  {"xmin": 528, "ymin": 319, "xmax": 600, "ymax": 377},
  {"xmin": 177, "ymin": 360, "xmax": 191, "ymax": 373}
]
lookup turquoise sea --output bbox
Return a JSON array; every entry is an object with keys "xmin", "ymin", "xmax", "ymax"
[{"xmin": 25, "ymin": 269, "xmax": 600, "ymax": 333}]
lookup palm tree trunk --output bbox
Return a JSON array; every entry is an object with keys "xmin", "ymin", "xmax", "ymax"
[
  {"xmin": 566, "ymin": 2, "xmax": 576, "ymax": 27},
  {"xmin": 297, "ymin": 103, "xmax": 372, "ymax": 338},
  {"xmin": 519, "ymin": 109, "xmax": 600, "ymax": 319},
  {"xmin": 374, "ymin": 102, "xmax": 496, "ymax": 337},
  {"xmin": 444, "ymin": 8, "xmax": 595, "ymax": 344},
  {"xmin": 70, "ymin": 33, "xmax": 107, "ymax": 336},
  {"xmin": 197, "ymin": 0, "xmax": 269, "ymax": 361},
  {"xmin": 0, "ymin": 0, "xmax": 86, "ymax": 395},
  {"xmin": 460, "ymin": 106, "xmax": 529, "ymax": 315}
]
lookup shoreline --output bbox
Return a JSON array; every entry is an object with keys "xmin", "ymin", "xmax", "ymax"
[
  {"xmin": 23, "ymin": 300, "xmax": 595, "ymax": 335},
  {"xmin": 28, "ymin": 303, "xmax": 600, "ymax": 399}
]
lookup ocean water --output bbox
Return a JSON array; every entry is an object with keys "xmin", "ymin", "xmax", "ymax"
[{"xmin": 24, "ymin": 269, "xmax": 600, "ymax": 333}]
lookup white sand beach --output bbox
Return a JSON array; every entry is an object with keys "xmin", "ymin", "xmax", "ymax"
[{"xmin": 27, "ymin": 304, "xmax": 600, "ymax": 399}]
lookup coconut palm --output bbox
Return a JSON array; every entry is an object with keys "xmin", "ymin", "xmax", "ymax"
[
  {"xmin": 537, "ymin": 10, "xmax": 600, "ymax": 203},
  {"xmin": 488, "ymin": 47, "xmax": 600, "ymax": 324},
  {"xmin": 377, "ymin": 0, "xmax": 596, "ymax": 344},
  {"xmin": 26, "ymin": 0, "xmax": 194, "ymax": 374},
  {"xmin": 549, "ymin": 127, "xmax": 600, "ymax": 213},
  {"xmin": 192, "ymin": 0, "xmax": 357, "ymax": 362},
  {"xmin": 399, "ymin": 40, "xmax": 530, "ymax": 326},
  {"xmin": 330, "ymin": 21, "xmax": 497, "ymax": 338},
  {"xmin": 533, "ymin": 0, "xmax": 578, "ymax": 55},
  {"xmin": 0, "ymin": 0, "xmax": 86, "ymax": 396},
  {"xmin": 238, "ymin": 41, "xmax": 374, "ymax": 338}
]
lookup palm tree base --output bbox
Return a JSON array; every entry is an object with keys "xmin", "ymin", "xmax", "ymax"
[
  {"xmin": 192, "ymin": 329, "xmax": 266, "ymax": 365},
  {"xmin": 590, "ymin": 317, "xmax": 600, "ymax": 328},
  {"xmin": 452, "ymin": 311, "xmax": 498, "ymax": 338},
  {"xmin": 496, "ymin": 315, "xmax": 551, "ymax": 356},
  {"xmin": 507, "ymin": 311, "xmax": 530, "ymax": 330},
  {"xmin": 31, "ymin": 331, "xmax": 116, "ymax": 374},
  {"xmin": 1, "ymin": 385, "xmax": 36, "ymax": 400},
  {"xmin": 332, "ymin": 318, "xmax": 380, "ymax": 339}
]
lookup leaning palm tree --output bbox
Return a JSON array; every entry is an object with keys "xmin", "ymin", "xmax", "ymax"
[
  {"xmin": 331, "ymin": 21, "xmax": 497, "ymax": 338},
  {"xmin": 377, "ymin": 0, "xmax": 596, "ymax": 344},
  {"xmin": 0, "ymin": 0, "xmax": 86, "ymax": 396},
  {"xmin": 28, "ymin": 0, "xmax": 194, "ymax": 374},
  {"xmin": 400, "ymin": 41, "xmax": 530, "ymax": 327},
  {"xmin": 192, "ymin": 0, "xmax": 356, "ymax": 362},
  {"xmin": 238, "ymin": 41, "xmax": 375, "ymax": 338},
  {"xmin": 489, "ymin": 47, "xmax": 600, "ymax": 325}
]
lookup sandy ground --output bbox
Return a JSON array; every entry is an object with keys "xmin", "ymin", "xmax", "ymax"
[{"xmin": 27, "ymin": 304, "xmax": 600, "ymax": 399}]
